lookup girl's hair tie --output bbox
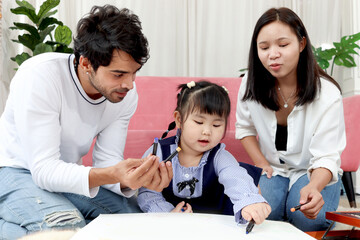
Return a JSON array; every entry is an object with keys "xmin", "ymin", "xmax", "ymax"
[
  {"xmin": 222, "ymin": 86, "xmax": 229, "ymax": 94},
  {"xmin": 187, "ymin": 81, "xmax": 196, "ymax": 89}
]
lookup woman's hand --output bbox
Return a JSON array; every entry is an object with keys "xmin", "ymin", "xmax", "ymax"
[
  {"xmin": 259, "ymin": 164, "xmax": 273, "ymax": 178},
  {"xmin": 171, "ymin": 201, "xmax": 193, "ymax": 213},
  {"xmin": 241, "ymin": 202, "xmax": 271, "ymax": 224},
  {"xmin": 298, "ymin": 185, "xmax": 324, "ymax": 219},
  {"xmin": 297, "ymin": 168, "xmax": 331, "ymax": 219}
]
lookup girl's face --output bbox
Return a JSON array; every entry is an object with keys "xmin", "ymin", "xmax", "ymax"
[
  {"xmin": 175, "ymin": 110, "xmax": 226, "ymax": 156},
  {"xmin": 256, "ymin": 21, "xmax": 306, "ymax": 82}
]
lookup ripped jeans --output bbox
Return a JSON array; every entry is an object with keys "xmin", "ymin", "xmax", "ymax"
[{"xmin": 0, "ymin": 167, "xmax": 141, "ymax": 240}]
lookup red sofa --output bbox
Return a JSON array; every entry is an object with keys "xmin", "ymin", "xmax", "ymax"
[
  {"xmin": 82, "ymin": 76, "xmax": 359, "ymax": 207},
  {"xmin": 83, "ymin": 76, "xmax": 251, "ymax": 165}
]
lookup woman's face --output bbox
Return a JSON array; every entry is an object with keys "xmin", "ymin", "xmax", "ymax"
[{"xmin": 256, "ymin": 21, "xmax": 306, "ymax": 82}]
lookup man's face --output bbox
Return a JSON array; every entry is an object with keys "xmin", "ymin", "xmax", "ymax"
[{"xmin": 85, "ymin": 50, "xmax": 142, "ymax": 103}]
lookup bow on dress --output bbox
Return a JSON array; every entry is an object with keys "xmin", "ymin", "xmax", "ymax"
[{"xmin": 177, "ymin": 177, "xmax": 199, "ymax": 196}]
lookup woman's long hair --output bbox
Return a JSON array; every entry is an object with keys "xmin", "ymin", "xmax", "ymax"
[{"xmin": 243, "ymin": 7, "xmax": 340, "ymax": 110}]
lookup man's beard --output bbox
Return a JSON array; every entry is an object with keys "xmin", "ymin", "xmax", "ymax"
[{"xmin": 88, "ymin": 75, "xmax": 126, "ymax": 103}]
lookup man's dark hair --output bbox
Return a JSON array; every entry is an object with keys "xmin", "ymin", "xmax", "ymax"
[{"xmin": 73, "ymin": 5, "xmax": 149, "ymax": 71}]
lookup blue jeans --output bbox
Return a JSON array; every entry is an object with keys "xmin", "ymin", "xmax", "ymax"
[
  {"xmin": 259, "ymin": 174, "xmax": 340, "ymax": 232},
  {"xmin": 0, "ymin": 167, "xmax": 141, "ymax": 240}
]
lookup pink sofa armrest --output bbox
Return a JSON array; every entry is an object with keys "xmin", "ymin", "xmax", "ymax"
[{"xmin": 341, "ymin": 95, "xmax": 360, "ymax": 172}]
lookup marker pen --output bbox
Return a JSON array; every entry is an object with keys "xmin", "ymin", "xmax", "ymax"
[
  {"xmin": 290, "ymin": 201, "xmax": 310, "ymax": 212},
  {"xmin": 246, "ymin": 219, "xmax": 255, "ymax": 234},
  {"xmin": 163, "ymin": 147, "xmax": 181, "ymax": 163},
  {"xmin": 152, "ymin": 137, "xmax": 159, "ymax": 156}
]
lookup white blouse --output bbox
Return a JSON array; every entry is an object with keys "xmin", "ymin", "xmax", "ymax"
[{"xmin": 235, "ymin": 74, "xmax": 346, "ymax": 188}]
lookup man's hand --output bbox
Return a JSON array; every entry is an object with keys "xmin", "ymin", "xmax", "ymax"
[
  {"xmin": 142, "ymin": 159, "xmax": 173, "ymax": 192},
  {"xmin": 89, "ymin": 155, "xmax": 160, "ymax": 190}
]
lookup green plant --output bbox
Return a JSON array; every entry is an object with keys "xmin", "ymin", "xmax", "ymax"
[
  {"xmin": 312, "ymin": 32, "xmax": 360, "ymax": 76},
  {"xmin": 10, "ymin": 0, "xmax": 73, "ymax": 67}
]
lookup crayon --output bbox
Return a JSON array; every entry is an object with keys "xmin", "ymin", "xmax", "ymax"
[
  {"xmin": 290, "ymin": 201, "xmax": 310, "ymax": 212},
  {"xmin": 152, "ymin": 137, "xmax": 159, "ymax": 156},
  {"xmin": 163, "ymin": 147, "xmax": 181, "ymax": 163},
  {"xmin": 246, "ymin": 219, "xmax": 255, "ymax": 234}
]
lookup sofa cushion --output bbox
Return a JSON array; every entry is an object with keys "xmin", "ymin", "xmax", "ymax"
[{"xmin": 82, "ymin": 76, "xmax": 253, "ymax": 166}]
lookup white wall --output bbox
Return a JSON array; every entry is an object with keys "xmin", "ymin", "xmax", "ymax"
[{"xmin": 1, "ymin": 0, "xmax": 360, "ymax": 112}]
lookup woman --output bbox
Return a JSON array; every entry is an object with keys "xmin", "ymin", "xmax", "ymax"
[{"xmin": 235, "ymin": 7, "xmax": 346, "ymax": 232}]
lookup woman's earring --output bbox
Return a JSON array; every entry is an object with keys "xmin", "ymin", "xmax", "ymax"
[{"xmin": 86, "ymin": 72, "xmax": 89, "ymax": 75}]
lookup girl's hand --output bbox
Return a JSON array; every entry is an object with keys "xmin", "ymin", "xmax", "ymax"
[
  {"xmin": 298, "ymin": 185, "xmax": 324, "ymax": 219},
  {"xmin": 171, "ymin": 201, "xmax": 193, "ymax": 213},
  {"xmin": 241, "ymin": 202, "xmax": 271, "ymax": 224}
]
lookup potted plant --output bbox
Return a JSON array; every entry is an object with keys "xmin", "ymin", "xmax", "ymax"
[
  {"xmin": 312, "ymin": 32, "xmax": 360, "ymax": 76},
  {"xmin": 10, "ymin": 0, "xmax": 73, "ymax": 67}
]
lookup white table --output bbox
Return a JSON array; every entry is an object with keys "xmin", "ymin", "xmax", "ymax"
[{"xmin": 71, "ymin": 213, "xmax": 315, "ymax": 240}]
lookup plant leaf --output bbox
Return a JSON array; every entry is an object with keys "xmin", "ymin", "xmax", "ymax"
[
  {"xmin": 15, "ymin": 0, "xmax": 35, "ymax": 11},
  {"xmin": 55, "ymin": 25, "xmax": 72, "ymax": 46},
  {"xmin": 332, "ymin": 32, "xmax": 360, "ymax": 68},
  {"xmin": 33, "ymin": 43, "xmax": 54, "ymax": 55},
  {"xmin": 39, "ymin": 25, "xmax": 56, "ymax": 42},
  {"xmin": 18, "ymin": 34, "xmax": 41, "ymax": 51},
  {"xmin": 13, "ymin": 22, "xmax": 40, "ymax": 40},
  {"xmin": 38, "ymin": 10, "xmax": 58, "ymax": 27},
  {"xmin": 341, "ymin": 32, "xmax": 360, "ymax": 45},
  {"xmin": 45, "ymin": 41, "xmax": 74, "ymax": 53},
  {"xmin": 11, "ymin": 52, "xmax": 32, "ymax": 66},
  {"xmin": 38, "ymin": 0, "xmax": 60, "ymax": 19},
  {"xmin": 317, "ymin": 58, "xmax": 330, "ymax": 70},
  {"xmin": 39, "ymin": 17, "xmax": 63, "ymax": 30},
  {"xmin": 54, "ymin": 44, "xmax": 74, "ymax": 53},
  {"xmin": 10, "ymin": 6, "xmax": 38, "ymax": 23},
  {"xmin": 312, "ymin": 46, "xmax": 331, "ymax": 69},
  {"xmin": 319, "ymin": 48, "xmax": 336, "ymax": 60},
  {"xmin": 334, "ymin": 54, "xmax": 356, "ymax": 67}
]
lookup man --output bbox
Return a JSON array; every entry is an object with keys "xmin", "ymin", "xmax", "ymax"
[{"xmin": 0, "ymin": 5, "xmax": 172, "ymax": 239}]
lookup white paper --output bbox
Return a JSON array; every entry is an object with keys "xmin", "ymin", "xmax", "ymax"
[{"xmin": 71, "ymin": 213, "xmax": 316, "ymax": 240}]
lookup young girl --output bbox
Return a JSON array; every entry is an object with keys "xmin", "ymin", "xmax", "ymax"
[
  {"xmin": 235, "ymin": 8, "xmax": 345, "ymax": 231},
  {"xmin": 137, "ymin": 80, "xmax": 271, "ymax": 225}
]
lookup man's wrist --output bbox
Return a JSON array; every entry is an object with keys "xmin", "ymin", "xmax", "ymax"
[{"xmin": 89, "ymin": 166, "xmax": 116, "ymax": 188}]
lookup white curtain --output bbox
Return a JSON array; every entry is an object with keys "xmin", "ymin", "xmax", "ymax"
[{"xmin": 1, "ymin": 0, "xmax": 356, "ymax": 114}]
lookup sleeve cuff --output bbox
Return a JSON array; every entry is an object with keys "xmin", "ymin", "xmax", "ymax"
[
  {"xmin": 235, "ymin": 129, "xmax": 257, "ymax": 140},
  {"xmin": 234, "ymin": 194, "xmax": 268, "ymax": 224},
  {"xmin": 308, "ymin": 159, "xmax": 342, "ymax": 186}
]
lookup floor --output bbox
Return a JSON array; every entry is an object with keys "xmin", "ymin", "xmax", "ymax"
[{"xmin": 338, "ymin": 193, "xmax": 360, "ymax": 209}]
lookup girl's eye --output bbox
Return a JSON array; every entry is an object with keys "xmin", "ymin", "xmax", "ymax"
[
  {"xmin": 279, "ymin": 44, "xmax": 288, "ymax": 47},
  {"xmin": 194, "ymin": 120, "xmax": 203, "ymax": 125},
  {"xmin": 213, "ymin": 125, "xmax": 221, "ymax": 128},
  {"xmin": 260, "ymin": 47, "xmax": 268, "ymax": 50}
]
